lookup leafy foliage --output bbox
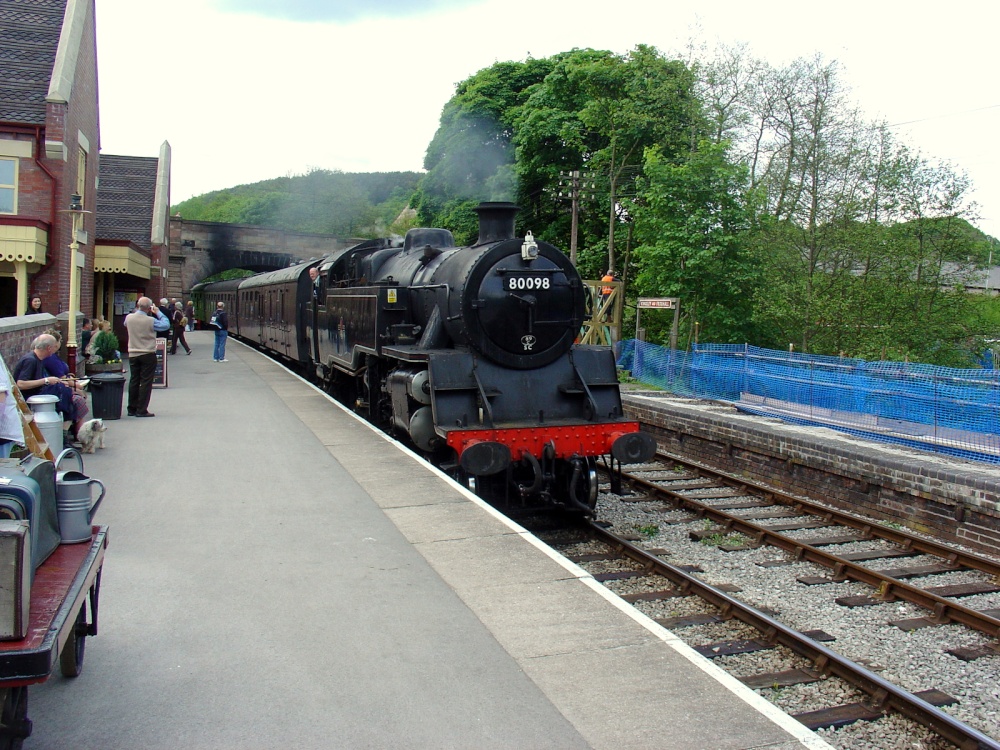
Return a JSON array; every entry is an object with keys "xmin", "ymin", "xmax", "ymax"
[
  {"xmin": 90, "ymin": 331, "xmax": 120, "ymax": 363},
  {"xmin": 172, "ymin": 169, "xmax": 422, "ymax": 237},
  {"xmin": 630, "ymin": 141, "xmax": 761, "ymax": 346}
]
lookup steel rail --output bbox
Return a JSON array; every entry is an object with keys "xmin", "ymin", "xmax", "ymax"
[
  {"xmin": 587, "ymin": 522, "xmax": 1000, "ymax": 750},
  {"xmin": 619, "ymin": 455, "xmax": 1000, "ymax": 640},
  {"xmin": 652, "ymin": 449, "xmax": 1000, "ymax": 578}
]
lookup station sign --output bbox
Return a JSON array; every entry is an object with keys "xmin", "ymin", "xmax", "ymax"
[{"xmin": 637, "ymin": 298, "xmax": 677, "ymax": 309}]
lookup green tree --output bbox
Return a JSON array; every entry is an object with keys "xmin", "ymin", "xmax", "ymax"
[
  {"xmin": 511, "ymin": 46, "xmax": 705, "ymax": 273},
  {"xmin": 630, "ymin": 141, "xmax": 760, "ymax": 345}
]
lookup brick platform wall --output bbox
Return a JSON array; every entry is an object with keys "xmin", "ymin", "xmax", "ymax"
[
  {"xmin": 623, "ymin": 392, "xmax": 1000, "ymax": 556},
  {"xmin": 1, "ymin": 314, "xmax": 83, "ymax": 377}
]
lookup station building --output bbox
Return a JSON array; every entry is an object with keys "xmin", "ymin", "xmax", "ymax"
[{"xmin": 0, "ymin": 0, "xmax": 169, "ymax": 361}]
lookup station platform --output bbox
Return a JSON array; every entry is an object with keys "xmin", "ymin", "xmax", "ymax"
[{"xmin": 28, "ymin": 332, "xmax": 832, "ymax": 749}]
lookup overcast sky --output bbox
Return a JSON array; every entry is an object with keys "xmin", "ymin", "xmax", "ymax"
[{"xmin": 95, "ymin": 0, "xmax": 1000, "ymax": 237}]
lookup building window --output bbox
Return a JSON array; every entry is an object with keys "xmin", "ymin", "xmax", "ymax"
[
  {"xmin": 0, "ymin": 158, "xmax": 16, "ymax": 214},
  {"xmin": 76, "ymin": 147, "xmax": 87, "ymax": 207}
]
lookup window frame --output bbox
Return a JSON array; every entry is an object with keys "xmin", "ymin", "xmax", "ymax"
[{"xmin": 0, "ymin": 157, "xmax": 17, "ymax": 214}]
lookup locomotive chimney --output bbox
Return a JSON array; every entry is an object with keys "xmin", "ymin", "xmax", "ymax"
[{"xmin": 473, "ymin": 202, "xmax": 520, "ymax": 245}]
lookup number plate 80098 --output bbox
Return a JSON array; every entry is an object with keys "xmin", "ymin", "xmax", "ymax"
[{"xmin": 504, "ymin": 274, "xmax": 551, "ymax": 291}]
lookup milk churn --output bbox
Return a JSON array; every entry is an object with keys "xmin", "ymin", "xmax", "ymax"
[
  {"xmin": 55, "ymin": 471, "xmax": 105, "ymax": 543},
  {"xmin": 26, "ymin": 394, "xmax": 62, "ymax": 454}
]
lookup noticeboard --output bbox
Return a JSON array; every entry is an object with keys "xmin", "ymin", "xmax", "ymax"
[{"xmin": 153, "ymin": 338, "xmax": 168, "ymax": 388}]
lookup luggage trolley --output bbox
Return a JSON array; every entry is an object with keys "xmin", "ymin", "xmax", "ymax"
[{"xmin": 0, "ymin": 448, "xmax": 107, "ymax": 748}]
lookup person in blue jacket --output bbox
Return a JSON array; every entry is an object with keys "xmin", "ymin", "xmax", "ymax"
[{"xmin": 212, "ymin": 302, "xmax": 230, "ymax": 362}]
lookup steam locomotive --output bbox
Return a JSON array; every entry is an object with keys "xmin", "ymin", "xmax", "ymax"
[{"xmin": 193, "ymin": 202, "xmax": 656, "ymax": 514}]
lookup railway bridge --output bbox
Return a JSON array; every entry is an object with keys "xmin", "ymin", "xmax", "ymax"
[{"xmin": 165, "ymin": 216, "xmax": 362, "ymax": 299}]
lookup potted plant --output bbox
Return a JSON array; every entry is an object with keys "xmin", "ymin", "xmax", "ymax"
[{"xmin": 85, "ymin": 330, "xmax": 123, "ymax": 373}]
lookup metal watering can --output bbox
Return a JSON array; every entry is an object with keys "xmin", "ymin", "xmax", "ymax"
[{"xmin": 55, "ymin": 470, "xmax": 105, "ymax": 543}]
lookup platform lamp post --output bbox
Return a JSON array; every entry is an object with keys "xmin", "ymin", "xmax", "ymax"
[{"xmin": 61, "ymin": 193, "xmax": 90, "ymax": 373}]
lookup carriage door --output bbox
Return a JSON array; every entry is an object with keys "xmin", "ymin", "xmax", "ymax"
[{"xmin": 311, "ymin": 273, "xmax": 322, "ymax": 366}]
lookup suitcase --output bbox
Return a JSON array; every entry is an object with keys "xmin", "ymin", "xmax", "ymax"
[
  {"xmin": 0, "ymin": 456, "xmax": 61, "ymax": 573},
  {"xmin": 0, "ymin": 520, "xmax": 31, "ymax": 640}
]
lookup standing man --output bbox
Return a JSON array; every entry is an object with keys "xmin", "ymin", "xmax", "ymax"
[
  {"xmin": 124, "ymin": 297, "xmax": 166, "ymax": 417},
  {"xmin": 212, "ymin": 301, "xmax": 230, "ymax": 362}
]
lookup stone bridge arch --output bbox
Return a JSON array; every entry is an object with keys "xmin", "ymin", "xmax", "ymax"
[{"xmin": 167, "ymin": 217, "xmax": 363, "ymax": 297}]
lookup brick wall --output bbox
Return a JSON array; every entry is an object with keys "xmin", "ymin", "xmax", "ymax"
[
  {"xmin": 23, "ymin": 0, "xmax": 100, "ymax": 318},
  {"xmin": 1, "ymin": 314, "xmax": 84, "ymax": 378},
  {"xmin": 624, "ymin": 392, "xmax": 1000, "ymax": 556}
]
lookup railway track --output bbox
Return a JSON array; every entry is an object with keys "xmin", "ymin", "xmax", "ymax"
[
  {"xmin": 622, "ymin": 451, "xmax": 1000, "ymax": 651},
  {"xmin": 571, "ymin": 521, "xmax": 999, "ymax": 750},
  {"xmin": 529, "ymin": 450, "xmax": 1000, "ymax": 749}
]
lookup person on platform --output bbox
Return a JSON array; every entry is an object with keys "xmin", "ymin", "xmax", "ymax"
[
  {"xmin": 170, "ymin": 301, "xmax": 192, "ymax": 355},
  {"xmin": 212, "ymin": 301, "xmax": 229, "ymax": 362},
  {"xmin": 29, "ymin": 296, "xmax": 43, "ymax": 314},
  {"xmin": 157, "ymin": 298, "xmax": 173, "ymax": 347},
  {"xmin": 13, "ymin": 334, "xmax": 80, "ymax": 446},
  {"xmin": 150, "ymin": 301, "xmax": 171, "ymax": 337},
  {"xmin": 124, "ymin": 297, "xmax": 165, "ymax": 417},
  {"xmin": 184, "ymin": 300, "xmax": 195, "ymax": 331},
  {"xmin": 0, "ymin": 354, "xmax": 23, "ymax": 458},
  {"xmin": 80, "ymin": 318, "xmax": 94, "ymax": 359}
]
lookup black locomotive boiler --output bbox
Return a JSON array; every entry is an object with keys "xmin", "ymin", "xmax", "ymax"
[{"xmin": 195, "ymin": 202, "xmax": 656, "ymax": 513}]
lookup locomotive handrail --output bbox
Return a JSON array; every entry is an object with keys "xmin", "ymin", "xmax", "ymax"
[
  {"xmin": 410, "ymin": 284, "xmax": 459, "ymax": 321},
  {"xmin": 568, "ymin": 349, "xmax": 600, "ymax": 421},
  {"xmin": 471, "ymin": 362, "xmax": 495, "ymax": 427}
]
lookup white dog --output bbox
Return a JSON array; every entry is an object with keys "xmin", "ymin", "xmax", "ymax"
[{"xmin": 76, "ymin": 418, "xmax": 107, "ymax": 454}]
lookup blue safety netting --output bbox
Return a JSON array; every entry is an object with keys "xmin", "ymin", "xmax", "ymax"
[{"xmin": 617, "ymin": 340, "xmax": 1000, "ymax": 464}]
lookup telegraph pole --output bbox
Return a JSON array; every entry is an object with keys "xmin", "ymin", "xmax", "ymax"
[{"xmin": 556, "ymin": 170, "xmax": 596, "ymax": 266}]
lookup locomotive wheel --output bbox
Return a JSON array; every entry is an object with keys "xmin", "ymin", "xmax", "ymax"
[
  {"xmin": 0, "ymin": 687, "xmax": 30, "ymax": 748},
  {"xmin": 59, "ymin": 602, "xmax": 88, "ymax": 678},
  {"xmin": 559, "ymin": 457, "xmax": 598, "ymax": 513}
]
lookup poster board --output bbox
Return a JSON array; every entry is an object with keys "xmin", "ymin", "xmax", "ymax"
[{"xmin": 153, "ymin": 338, "xmax": 168, "ymax": 388}]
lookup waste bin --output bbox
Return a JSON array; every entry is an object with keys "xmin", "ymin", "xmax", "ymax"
[{"xmin": 89, "ymin": 373, "xmax": 126, "ymax": 420}]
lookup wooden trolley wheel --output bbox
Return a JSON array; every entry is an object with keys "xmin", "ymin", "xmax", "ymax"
[
  {"xmin": 0, "ymin": 687, "xmax": 30, "ymax": 749},
  {"xmin": 59, "ymin": 602, "xmax": 88, "ymax": 678}
]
